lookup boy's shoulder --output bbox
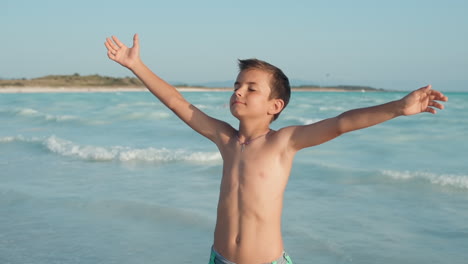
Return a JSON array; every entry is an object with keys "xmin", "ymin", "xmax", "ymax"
[
  {"xmin": 275, "ymin": 125, "xmax": 299, "ymax": 136},
  {"xmin": 268, "ymin": 126, "xmax": 299, "ymax": 146}
]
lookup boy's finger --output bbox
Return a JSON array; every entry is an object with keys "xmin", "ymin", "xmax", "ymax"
[
  {"xmin": 425, "ymin": 107, "xmax": 437, "ymax": 114},
  {"xmin": 106, "ymin": 37, "xmax": 119, "ymax": 51},
  {"xmin": 112, "ymin": 35, "xmax": 125, "ymax": 48},
  {"xmin": 104, "ymin": 40, "xmax": 113, "ymax": 51},
  {"xmin": 418, "ymin": 84, "xmax": 431, "ymax": 91},
  {"xmin": 430, "ymin": 90, "xmax": 448, "ymax": 101},
  {"xmin": 439, "ymin": 94, "xmax": 448, "ymax": 102},
  {"xmin": 107, "ymin": 50, "xmax": 115, "ymax": 60},
  {"xmin": 429, "ymin": 101, "xmax": 444, "ymax": 110},
  {"xmin": 133, "ymin": 33, "xmax": 139, "ymax": 48}
]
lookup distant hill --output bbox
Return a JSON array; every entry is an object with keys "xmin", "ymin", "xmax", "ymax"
[
  {"xmin": 0, "ymin": 74, "xmax": 385, "ymax": 91},
  {"xmin": 0, "ymin": 74, "xmax": 144, "ymax": 87},
  {"xmin": 292, "ymin": 85, "xmax": 385, "ymax": 92}
]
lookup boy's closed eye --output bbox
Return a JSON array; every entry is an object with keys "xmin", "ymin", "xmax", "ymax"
[{"xmin": 233, "ymin": 87, "xmax": 256, "ymax": 92}]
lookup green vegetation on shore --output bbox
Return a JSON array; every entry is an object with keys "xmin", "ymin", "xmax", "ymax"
[
  {"xmin": 293, "ymin": 85, "xmax": 385, "ymax": 91},
  {"xmin": 0, "ymin": 74, "xmax": 385, "ymax": 91},
  {"xmin": 0, "ymin": 74, "xmax": 143, "ymax": 87}
]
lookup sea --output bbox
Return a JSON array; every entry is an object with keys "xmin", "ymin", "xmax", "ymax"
[{"xmin": 1, "ymin": 90, "xmax": 467, "ymax": 264}]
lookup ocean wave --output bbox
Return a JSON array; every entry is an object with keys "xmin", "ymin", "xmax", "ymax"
[
  {"xmin": 283, "ymin": 116, "xmax": 322, "ymax": 125},
  {"xmin": 0, "ymin": 186, "xmax": 214, "ymax": 230},
  {"xmin": 74, "ymin": 199, "xmax": 214, "ymax": 229},
  {"xmin": 4, "ymin": 107, "xmax": 80, "ymax": 123},
  {"xmin": 121, "ymin": 111, "xmax": 171, "ymax": 120},
  {"xmin": 114, "ymin": 102, "xmax": 159, "ymax": 108},
  {"xmin": 319, "ymin": 106, "xmax": 345, "ymax": 112},
  {"xmin": 0, "ymin": 135, "xmax": 221, "ymax": 163},
  {"xmin": 381, "ymin": 170, "xmax": 468, "ymax": 190},
  {"xmin": 0, "ymin": 135, "xmax": 39, "ymax": 143},
  {"xmin": 0, "ymin": 136, "xmax": 17, "ymax": 143},
  {"xmin": 194, "ymin": 104, "xmax": 211, "ymax": 109}
]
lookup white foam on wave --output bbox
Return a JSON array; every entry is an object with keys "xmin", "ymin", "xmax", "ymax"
[
  {"xmin": 0, "ymin": 135, "xmax": 39, "ymax": 143},
  {"xmin": 16, "ymin": 108, "xmax": 39, "ymax": 116},
  {"xmin": 1, "ymin": 135, "xmax": 222, "ymax": 163},
  {"xmin": 44, "ymin": 136, "xmax": 221, "ymax": 163},
  {"xmin": 0, "ymin": 136, "xmax": 17, "ymax": 143},
  {"xmin": 122, "ymin": 111, "xmax": 171, "ymax": 120},
  {"xmin": 382, "ymin": 170, "xmax": 468, "ymax": 190},
  {"xmin": 283, "ymin": 116, "xmax": 322, "ymax": 125},
  {"xmin": 45, "ymin": 136, "xmax": 118, "ymax": 161},
  {"xmin": 14, "ymin": 108, "xmax": 79, "ymax": 122},
  {"xmin": 194, "ymin": 104, "xmax": 210, "ymax": 109},
  {"xmin": 115, "ymin": 102, "xmax": 159, "ymax": 108},
  {"xmin": 319, "ymin": 106, "xmax": 345, "ymax": 112}
]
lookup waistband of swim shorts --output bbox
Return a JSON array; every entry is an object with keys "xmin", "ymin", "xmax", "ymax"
[{"xmin": 210, "ymin": 246, "xmax": 293, "ymax": 264}]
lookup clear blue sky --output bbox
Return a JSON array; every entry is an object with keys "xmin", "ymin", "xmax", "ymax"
[{"xmin": 3, "ymin": 0, "xmax": 467, "ymax": 90}]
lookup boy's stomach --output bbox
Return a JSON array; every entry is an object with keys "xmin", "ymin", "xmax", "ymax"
[{"xmin": 213, "ymin": 195, "xmax": 284, "ymax": 263}]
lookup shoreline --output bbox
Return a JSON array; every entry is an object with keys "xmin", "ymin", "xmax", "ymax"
[{"xmin": 0, "ymin": 86, "xmax": 374, "ymax": 93}]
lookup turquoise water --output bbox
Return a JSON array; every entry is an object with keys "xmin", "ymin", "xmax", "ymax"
[{"xmin": 1, "ymin": 91, "xmax": 467, "ymax": 264}]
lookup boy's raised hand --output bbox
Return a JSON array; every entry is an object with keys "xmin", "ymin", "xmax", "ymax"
[
  {"xmin": 400, "ymin": 85, "xmax": 448, "ymax": 116},
  {"xmin": 105, "ymin": 34, "xmax": 141, "ymax": 69}
]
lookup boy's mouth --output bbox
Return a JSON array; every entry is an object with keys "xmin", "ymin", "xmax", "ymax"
[{"xmin": 231, "ymin": 100, "xmax": 246, "ymax": 106}]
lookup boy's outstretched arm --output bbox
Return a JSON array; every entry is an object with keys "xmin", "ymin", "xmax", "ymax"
[
  {"xmin": 287, "ymin": 85, "xmax": 448, "ymax": 151},
  {"xmin": 104, "ymin": 34, "xmax": 233, "ymax": 142}
]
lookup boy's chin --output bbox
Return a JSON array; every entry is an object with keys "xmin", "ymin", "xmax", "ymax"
[
  {"xmin": 230, "ymin": 111, "xmax": 242, "ymax": 120},
  {"xmin": 230, "ymin": 110, "xmax": 250, "ymax": 122}
]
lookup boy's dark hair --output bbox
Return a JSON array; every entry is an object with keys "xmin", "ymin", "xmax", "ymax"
[{"xmin": 238, "ymin": 58, "xmax": 291, "ymax": 121}]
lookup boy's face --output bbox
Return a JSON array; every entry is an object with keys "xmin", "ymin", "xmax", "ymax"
[{"xmin": 230, "ymin": 69, "xmax": 279, "ymax": 121}]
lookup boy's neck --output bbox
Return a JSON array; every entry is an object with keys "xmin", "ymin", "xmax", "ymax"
[{"xmin": 237, "ymin": 120, "xmax": 271, "ymax": 141}]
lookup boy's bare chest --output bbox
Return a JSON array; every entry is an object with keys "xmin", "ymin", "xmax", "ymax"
[
  {"xmin": 221, "ymin": 146, "xmax": 292, "ymax": 187},
  {"xmin": 224, "ymin": 142, "xmax": 280, "ymax": 169}
]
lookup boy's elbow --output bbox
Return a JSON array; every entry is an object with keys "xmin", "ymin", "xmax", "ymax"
[
  {"xmin": 166, "ymin": 95, "xmax": 186, "ymax": 111},
  {"xmin": 335, "ymin": 114, "xmax": 350, "ymax": 135}
]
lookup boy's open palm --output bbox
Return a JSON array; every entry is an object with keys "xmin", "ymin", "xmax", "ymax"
[
  {"xmin": 401, "ymin": 85, "xmax": 448, "ymax": 116},
  {"xmin": 105, "ymin": 34, "xmax": 140, "ymax": 69}
]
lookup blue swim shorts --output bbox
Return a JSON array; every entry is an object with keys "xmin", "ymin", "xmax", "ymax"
[{"xmin": 208, "ymin": 247, "xmax": 293, "ymax": 264}]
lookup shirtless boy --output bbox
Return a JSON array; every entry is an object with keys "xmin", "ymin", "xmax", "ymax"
[{"xmin": 105, "ymin": 34, "xmax": 448, "ymax": 264}]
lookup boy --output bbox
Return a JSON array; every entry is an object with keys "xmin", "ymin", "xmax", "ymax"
[{"xmin": 105, "ymin": 34, "xmax": 448, "ymax": 264}]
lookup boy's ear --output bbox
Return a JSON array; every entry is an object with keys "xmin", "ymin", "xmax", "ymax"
[{"xmin": 268, "ymin": 98, "xmax": 285, "ymax": 116}]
